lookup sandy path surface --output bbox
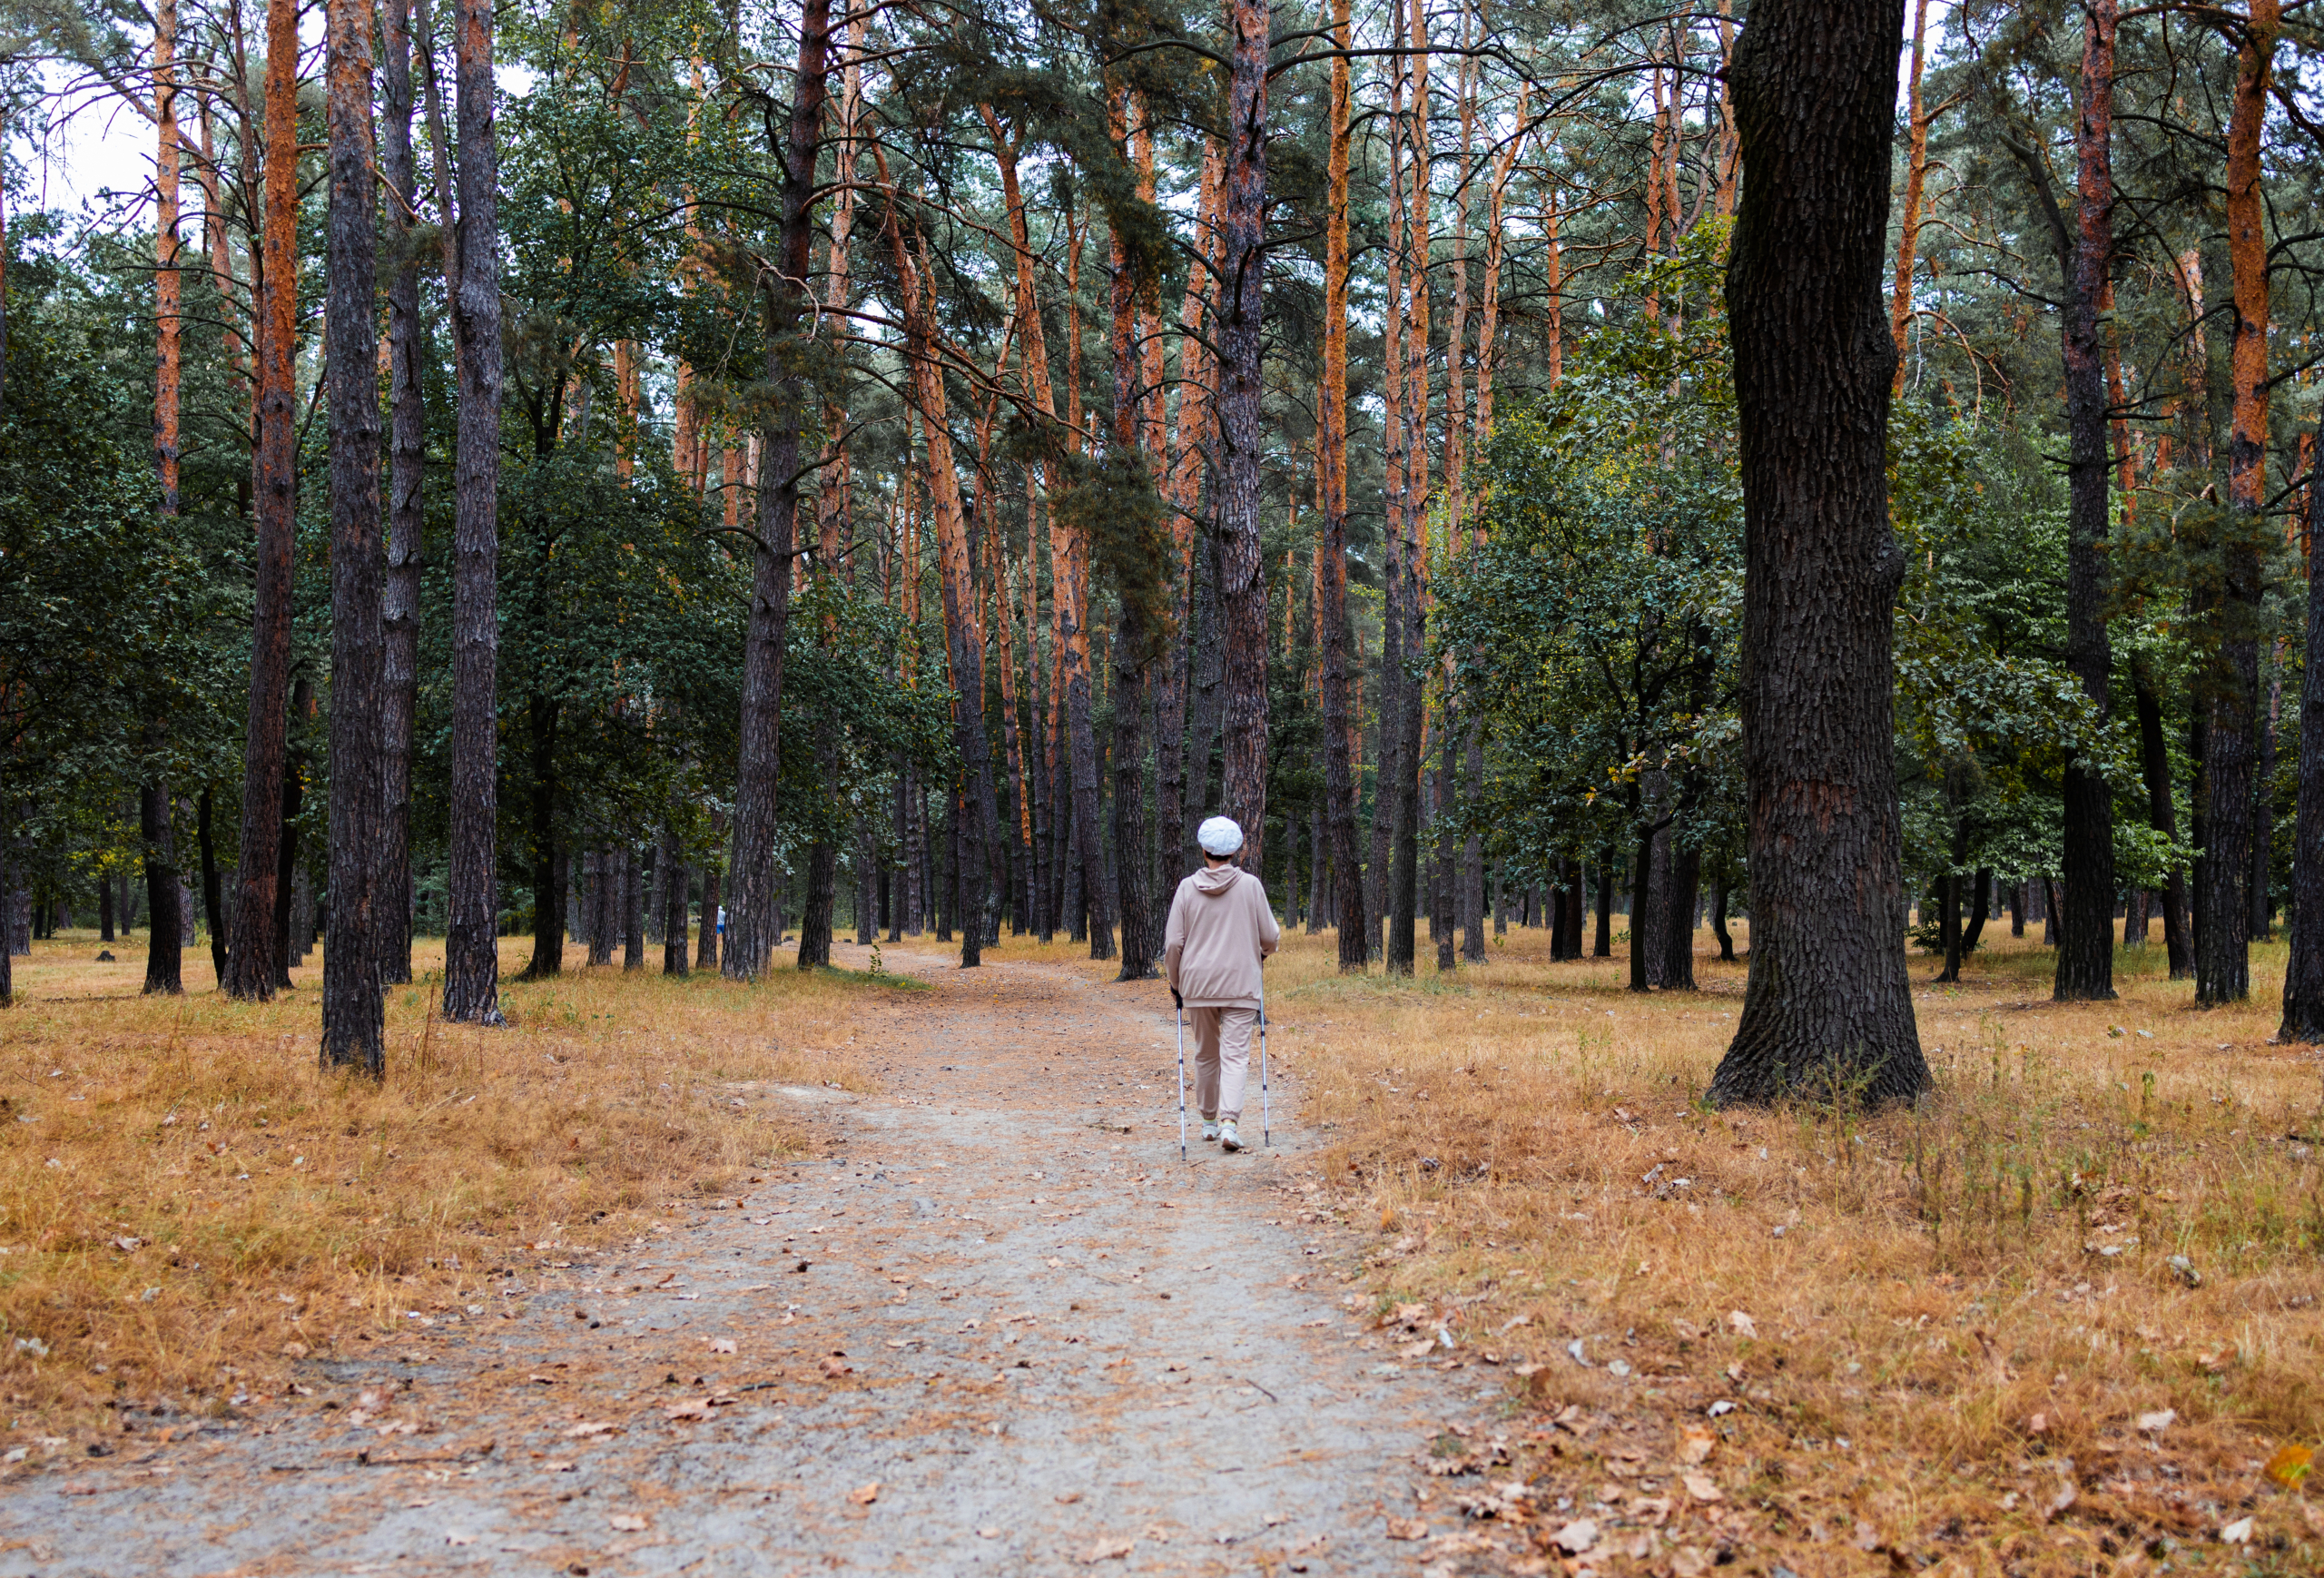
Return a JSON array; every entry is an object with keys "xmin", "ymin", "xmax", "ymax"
[{"xmin": 0, "ymin": 944, "xmax": 1502, "ymax": 1577}]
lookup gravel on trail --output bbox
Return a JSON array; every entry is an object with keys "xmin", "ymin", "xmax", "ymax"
[{"xmin": 0, "ymin": 944, "xmax": 1517, "ymax": 1577}]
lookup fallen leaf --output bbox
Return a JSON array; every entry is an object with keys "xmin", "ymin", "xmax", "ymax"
[
  {"xmin": 849, "ymin": 1482, "xmax": 880, "ymax": 1506},
  {"xmin": 1551, "ymin": 1519, "xmax": 1598, "ymax": 1554},
  {"xmin": 977, "ymin": 1527, "xmax": 1002, "ymax": 1539},
  {"xmin": 1056, "ymin": 1491, "xmax": 1083, "ymax": 1504},
  {"xmin": 1727, "ymin": 1310, "xmax": 1758, "ymax": 1340},
  {"xmin": 709, "ymin": 1338, "xmax": 737, "ymax": 1355},
  {"xmin": 1677, "ymin": 1425, "xmax": 1715, "ymax": 1465},
  {"xmin": 2221, "ymin": 1516, "xmax": 2254, "ymax": 1545},
  {"xmin": 2263, "ymin": 1442, "xmax": 2313, "ymax": 1489},
  {"xmin": 562, "ymin": 1422, "xmax": 619, "ymax": 1439},
  {"xmin": 1670, "ymin": 1548, "xmax": 1715, "ymax": 1578},
  {"xmin": 1142, "ymin": 1522, "xmax": 1172, "ymax": 1542},
  {"xmin": 2045, "ymin": 1480, "xmax": 2078, "ymax": 1521},
  {"xmin": 1046, "ymin": 1257, "xmax": 1064, "ymax": 1268},
  {"xmin": 608, "ymin": 1514, "xmax": 648, "ymax": 1532},
  {"xmin": 1080, "ymin": 1537, "xmax": 1136, "ymax": 1563},
  {"xmin": 1384, "ymin": 1518, "xmax": 1429, "ymax": 1541},
  {"xmin": 2137, "ymin": 1409, "xmax": 2178, "ymax": 1434},
  {"xmin": 445, "ymin": 1532, "xmax": 475, "ymax": 1547},
  {"xmin": 819, "ymin": 1356, "xmax": 853, "ymax": 1378},
  {"xmin": 1681, "ymin": 1474, "xmax": 1721, "ymax": 1503},
  {"xmin": 664, "ymin": 1399, "xmax": 711, "ymax": 1422}
]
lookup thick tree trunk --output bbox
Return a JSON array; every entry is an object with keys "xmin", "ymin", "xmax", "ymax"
[
  {"xmin": 439, "ymin": 0, "xmax": 504, "ymax": 1023},
  {"xmin": 2051, "ymin": 0, "xmax": 2119, "ymax": 1002},
  {"xmin": 1708, "ymin": 0, "xmax": 1928, "ymax": 1106},
  {"xmin": 1214, "ymin": 0, "xmax": 1271, "ymax": 878},
  {"xmin": 725, "ymin": 0, "xmax": 831, "ymax": 981},
  {"xmin": 222, "ymin": 0, "xmax": 302, "ymax": 1002},
  {"xmin": 322, "ymin": 0, "xmax": 385, "ymax": 1072},
  {"xmin": 378, "ymin": 0, "xmax": 423, "ymax": 989},
  {"xmin": 1593, "ymin": 853, "xmax": 1612, "ymax": 957},
  {"xmin": 2202, "ymin": 0, "xmax": 2278, "ymax": 1007}
]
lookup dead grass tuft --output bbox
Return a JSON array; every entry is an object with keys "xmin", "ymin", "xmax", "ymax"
[{"xmin": 0, "ymin": 933, "xmax": 881, "ymax": 1443}]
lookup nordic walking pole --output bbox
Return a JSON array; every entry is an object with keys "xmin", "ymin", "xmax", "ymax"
[
  {"xmin": 1259, "ymin": 979, "xmax": 1270, "ymax": 1148},
  {"xmin": 1175, "ymin": 993, "xmax": 1188, "ymax": 1162}
]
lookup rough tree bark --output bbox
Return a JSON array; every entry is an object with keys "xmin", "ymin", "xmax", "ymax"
[
  {"xmin": 2053, "ymin": 0, "xmax": 2120, "ymax": 1002},
  {"xmin": 2201, "ymin": 0, "xmax": 2278, "ymax": 1006},
  {"xmin": 222, "ymin": 0, "xmax": 301, "ymax": 1001},
  {"xmin": 1214, "ymin": 0, "xmax": 1271, "ymax": 879},
  {"xmin": 1320, "ymin": 0, "xmax": 1368, "ymax": 973},
  {"xmin": 322, "ymin": 0, "xmax": 385, "ymax": 1074},
  {"xmin": 725, "ymin": 0, "xmax": 831, "ymax": 981},
  {"xmin": 143, "ymin": 0, "xmax": 184, "ymax": 997},
  {"xmin": 439, "ymin": 0, "xmax": 504, "ymax": 1023},
  {"xmin": 379, "ymin": 0, "xmax": 424, "ymax": 987},
  {"xmin": 1707, "ymin": 0, "xmax": 1928, "ymax": 1106}
]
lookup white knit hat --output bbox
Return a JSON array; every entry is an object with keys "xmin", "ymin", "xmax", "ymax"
[{"xmin": 1197, "ymin": 816, "xmax": 1246, "ymax": 856}]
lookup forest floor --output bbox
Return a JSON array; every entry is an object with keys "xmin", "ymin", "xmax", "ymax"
[{"xmin": 0, "ymin": 919, "xmax": 2319, "ymax": 1577}]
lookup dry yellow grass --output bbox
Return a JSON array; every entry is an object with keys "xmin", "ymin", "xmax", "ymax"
[
  {"xmin": 0, "ymin": 932, "xmax": 886, "ymax": 1440},
  {"xmin": 1216, "ymin": 919, "xmax": 2322, "ymax": 1575}
]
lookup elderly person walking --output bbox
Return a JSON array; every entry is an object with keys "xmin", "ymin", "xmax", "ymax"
[{"xmin": 1165, "ymin": 816, "xmax": 1279, "ymax": 1152}]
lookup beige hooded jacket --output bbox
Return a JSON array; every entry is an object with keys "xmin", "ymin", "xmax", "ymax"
[{"xmin": 1163, "ymin": 864, "xmax": 1280, "ymax": 1008}]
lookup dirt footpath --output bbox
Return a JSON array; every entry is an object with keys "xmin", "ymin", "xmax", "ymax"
[{"xmin": 0, "ymin": 944, "xmax": 1509, "ymax": 1577}]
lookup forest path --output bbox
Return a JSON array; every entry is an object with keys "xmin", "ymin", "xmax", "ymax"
[{"xmin": 0, "ymin": 942, "xmax": 1495, "ymax": 1578}]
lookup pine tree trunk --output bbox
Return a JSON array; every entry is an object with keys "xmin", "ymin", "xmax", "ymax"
[
  {"xmin": 440, "ymin": 0, "xmax": 504, "ymax": 1023},
  {"xmin": 1215, "ymin": 0, "xmax": 1271, "ymax": 879},
  {"xmin": 322, "ymin": 0, "xmax": 386, "ymax": 1071},
  {"xmin": 222, "ymin": 0, "xmax": 301, "ymax": 1002},
  {"xmin": 378, "ymin": 0, "xmax": 424, "ymax": 989},
  {"xmin": 725, "ymin": 0, "xmax": 832, "ymax": 981},
  {"xmin": 2201, "ymin": 0, "xmax": 2277, "ymax": 1007},
  {"xmin": 1708, "ymin": 0, "xmax": 1929, "ymax": 1107},
  {"xmin": 2050, "ymin": 0, "xmax": 2120, "ymax": 1003}
]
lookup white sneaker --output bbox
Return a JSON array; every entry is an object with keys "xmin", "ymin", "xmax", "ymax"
[
  {"xmin": 1202, "ymin": 1119, "xmax": 1221, "ymax": 1142},
  {"xmin": 1219, "ymin": 1121, "xmax": 1244, "ymax": 1152}
]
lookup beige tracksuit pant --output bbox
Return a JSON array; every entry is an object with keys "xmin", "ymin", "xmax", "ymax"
[{"xmin": 1188, "ymin": 1006, "xmax": 1256, "ymax": 1123}]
